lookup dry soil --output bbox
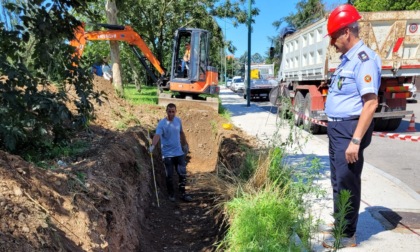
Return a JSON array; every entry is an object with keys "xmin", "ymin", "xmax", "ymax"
[{"xmin": 0, "ymin": 76, "xmax": 258, "ymax": 251}]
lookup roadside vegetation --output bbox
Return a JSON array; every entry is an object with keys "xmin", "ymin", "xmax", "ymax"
[
  {"xmin": 209, "ymin": 143, "xmax": 324, "ymax": 251},
  {"xmin": 124, "ymin": 85, "xmax": 159, "ymax": 105}
]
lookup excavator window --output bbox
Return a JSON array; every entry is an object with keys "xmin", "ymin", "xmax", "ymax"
[
  {"xmin": 198, "ymin": 32, "xmax": 208, "ymax": 81},
  {"xmin": 189, "ymin": 32, "xmax": 200, "ymax": 81},
  {"xmin": 170, "ymin": 29, "xmax": 211, "ymax": 83},
  {"xmin": 172, "ymin": 32, "xmax": 192, "ymax": 79}
]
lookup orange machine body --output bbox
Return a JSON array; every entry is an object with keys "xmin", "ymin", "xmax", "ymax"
[{"xmin": 70, "ymin": 24, "xmax": 219, "ymax": 97}]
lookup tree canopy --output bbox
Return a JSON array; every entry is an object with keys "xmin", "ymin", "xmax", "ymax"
[
  {"xmin": 0, "ymin": 0, "xmax": 257, "ymax": 154},
  {"xmin": 354, "ymin": 0, "xmax": 420, "ymax": 11},
  {"xmin": 273, "ymin": 0, "xmax": 326, "ymax": 31},
  {"xmin": 0, "ymin": 0, "xmax": 102, "ymax": 154},
  {"xmin": 76, "ymin": 0, "xmax": 258, "ymax": 86}
]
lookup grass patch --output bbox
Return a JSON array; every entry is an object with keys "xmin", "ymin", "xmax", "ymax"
[
  {"xmin": 211, "ymin": 146, "xmax": 320, "ymax": 251},
  {"xmin": 23, "ymin": 140, "xmax": 89, "ymax": 169},
  {"xmin": 124, "ymin": 84, "xmax": 159, "ymax": 105},
  {"xmin": 223, "ymin": 186, "xmax": 306, "ymax": 251},
  {"xmin": 219, "ymin": 104, "xmax": 231, "ymax": 120}
]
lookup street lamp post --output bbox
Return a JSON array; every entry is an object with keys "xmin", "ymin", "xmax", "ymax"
[
  {"xmin": 246, "ymin": 0, "xmax": 251, "ymax": 107},
  {"xmin": 224, "ymin": 17, "xmax": 227, "ymax": 84}
]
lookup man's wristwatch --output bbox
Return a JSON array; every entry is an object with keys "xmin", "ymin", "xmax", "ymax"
[{"xmin": 351, "ymin": 138, "xmax": 361, "ymax": 145}]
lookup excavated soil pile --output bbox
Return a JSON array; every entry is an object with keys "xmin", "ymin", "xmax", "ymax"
[{"xmin": 0, "ymin": 77, "xmax": 257, "ymax": 251}]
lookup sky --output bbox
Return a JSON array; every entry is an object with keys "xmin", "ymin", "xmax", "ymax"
[{"xmin": 216, "ymin": 0, "xmax": 348, "ymax": 58}]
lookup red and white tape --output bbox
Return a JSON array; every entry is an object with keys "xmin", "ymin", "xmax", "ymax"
[
  {"xmin": 371, "ymin": 132, "xmax": 420, "ymax": 142},
  {"xmin": 298, "ymin": 113, "xmax": 328, "ymax": 127},
  {"xmin": 294, "ymin": 111, "xmax": 419, "ymax": 142}
]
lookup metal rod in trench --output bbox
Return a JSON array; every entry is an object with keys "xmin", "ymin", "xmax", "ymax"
[{"xmin": 148, "ymin": 130, "xmax": 160, "ymax": 207}]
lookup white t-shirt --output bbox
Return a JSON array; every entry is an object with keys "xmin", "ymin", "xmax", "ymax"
[{"xmin": 102, "ymin": 64, "xmax": 112, "ymax": 80}]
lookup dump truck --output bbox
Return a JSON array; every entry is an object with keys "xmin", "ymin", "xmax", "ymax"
[
  {"xmin": 243, "ymin": 63, "xmax": 277, "ymax": 100},
  {"xmin": 71, "ymin": 24, "xmax": 219, "ymax": 111},
  {"xmin": 272, "ymin": 10, "xmax": 419, "ymax": 133}
]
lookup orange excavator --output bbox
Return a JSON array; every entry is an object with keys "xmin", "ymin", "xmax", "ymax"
[{"xmin": 70, "ymin": 24, "xmax": 219, "ymax": 110}]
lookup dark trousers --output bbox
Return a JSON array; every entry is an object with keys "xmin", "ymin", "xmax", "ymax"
[
  {"xmin": 163, "ymin": 155, "xmax": 187, "ymax": 197},
  {"xmin": 327, "ymin": 119, "xmax": 374, "ymax": 237}
]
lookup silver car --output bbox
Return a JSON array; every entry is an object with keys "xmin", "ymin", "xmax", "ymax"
[
  {"xmin": 226, "ymin": 78, "xmax": 232, "ymax": 88},
  {"xmin": 231, "ymin": 77, "xmax": 245, "ymax": 92}
]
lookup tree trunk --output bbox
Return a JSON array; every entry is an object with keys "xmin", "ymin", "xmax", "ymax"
[
  {"xmin": 128, "ymin": 58, "xmax": 141, "ymax": 92},
  {"xmin": 105, "ymin": 0, "xmax": 124, "ymax": 96}
]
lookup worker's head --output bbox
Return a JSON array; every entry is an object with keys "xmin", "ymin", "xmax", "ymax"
[
  {"xmin": 166, "ymin": 103, "xmax": 177, "ymax": 121},
  {"xmin": 185, "ymin": 43, "xmax": 190, "ymax": 49},
  {"xmin": 326, "ymin": 4, "xmax": 361, "ymax": 54}
]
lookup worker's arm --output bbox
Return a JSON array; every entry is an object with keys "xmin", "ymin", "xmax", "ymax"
[
  {"xmin": 151, "ymin": 134, "xmax": 160, "ymax": 147},
  {"xmin": 345, "ymin": 93, "xmax": 378, "ymax": 163},
  {"xmin": 180, "ymin": 130, "xmax": 187, "ymax": 146},
  {"xmin": 149, "ymin": 134, "xmax": 160, "ymax": 153}
]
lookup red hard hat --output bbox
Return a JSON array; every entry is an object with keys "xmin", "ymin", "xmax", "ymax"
[{"xmin": 326, "ymin": 4, "xmax": 361, "ymax": 36}]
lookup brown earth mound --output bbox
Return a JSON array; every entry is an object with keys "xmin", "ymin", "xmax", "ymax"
[{"xmin": 0, "ymin": 76, "xmax": 257, "ymax": 251}]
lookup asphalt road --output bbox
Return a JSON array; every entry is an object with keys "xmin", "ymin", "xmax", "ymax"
[{"xmin": 228, "ymin": 87, "xmax": 420, "ymax": 197}]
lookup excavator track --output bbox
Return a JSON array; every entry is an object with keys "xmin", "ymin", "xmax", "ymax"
[{"xmin": 158, "ymin": 93, "xmax": 219, "ymax": 112}]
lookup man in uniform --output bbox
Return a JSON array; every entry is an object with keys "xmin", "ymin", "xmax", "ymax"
[
  {"xmin": 323, "ymin": 4, "xmax": 381, "ymax": 248},
  {"xmin": 149, "ymin": 103, "xmax": 192, "ymax": 202}
]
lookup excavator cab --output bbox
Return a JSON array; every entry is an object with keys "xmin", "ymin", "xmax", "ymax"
[{"xmin": 166, "ymin": 28, "xmax": 219, "ymax": 98}]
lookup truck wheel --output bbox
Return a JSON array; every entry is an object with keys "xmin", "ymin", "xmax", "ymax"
[
  {"xmin": 269, "ymin": 86, "xmax": 280, "ymax": 105},
  {"xmin": 303, "ymin": 94, "xmax": 321, "ymax": 134},
  {"xmin": 385, "ymin": 118, "xmax": 402, "ymax": 131},
  {"xmin": 373, "ymin": 118, "xmax": 389, "ymax": 131},
  {"xmin": 271, "ymin": 85, "xmax": 291, "ymax": 119},
  {"xmin": 293, "ymin": 91, "xmax": 305, "ymax": 126}
]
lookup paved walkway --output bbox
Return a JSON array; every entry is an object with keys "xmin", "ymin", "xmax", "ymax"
[{"xmin": 220, "ymin": 87, "xmax": 420, "ymax": 251}]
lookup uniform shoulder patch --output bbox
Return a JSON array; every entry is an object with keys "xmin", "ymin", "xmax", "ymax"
[
  {"xmin": 358, "ymin": 51, "xmax": 369, "ymax": 62},
  {"xmin": 364, "ymin": 75, "xmax": 372, "ymax": 83}
]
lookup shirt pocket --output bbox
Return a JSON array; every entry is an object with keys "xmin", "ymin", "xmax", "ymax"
[{"xmin": 339, "ymin": 70, "xmax": 357, "ymax": 94}]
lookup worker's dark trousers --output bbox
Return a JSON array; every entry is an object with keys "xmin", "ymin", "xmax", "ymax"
[
  {"xmin": 163, "ymin": 155, "xmax": 187, "ymax": 197},
  {"xmin": 327, "ymin": 119, "xmax": 373, "ymax": 237}
]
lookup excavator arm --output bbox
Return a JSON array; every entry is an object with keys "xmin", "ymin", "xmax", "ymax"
[{"xmin": 70, "ymin": 23, "xmax": 166, "ymax": 85}]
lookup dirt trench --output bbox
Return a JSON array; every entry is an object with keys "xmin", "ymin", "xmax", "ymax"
[{"xmin": 0, "ymin": 77, "xmax": 257, "ymax": 251}]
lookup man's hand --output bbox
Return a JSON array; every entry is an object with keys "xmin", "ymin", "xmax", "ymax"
[
  {"xmin": 182, "ymin": 144, "xmax": 189, "ymax": 154},
  {"xmin": 345, "ymin": 143, "xmax": 360, "ymax": 163},
  {"xmin": 317, "ymin": 81, "xmax": 327, "ymax": 91},
  {"xmin": 148, "ymin": 145, "xmax": 155, "ymax": 154}
]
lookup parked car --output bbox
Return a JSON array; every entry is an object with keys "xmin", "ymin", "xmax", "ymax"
[
  {"xmin": 231, "ymin": 76, "xmax": 244, "ymax": 92},
  {"xmin": 226, "ymin": 78, "xmax": 232, "ymax": 88}
]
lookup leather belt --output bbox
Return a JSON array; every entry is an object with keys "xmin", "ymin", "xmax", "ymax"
[{"xmin": 327, "ymin": 115, "xmax": 360, "ymax": 122}]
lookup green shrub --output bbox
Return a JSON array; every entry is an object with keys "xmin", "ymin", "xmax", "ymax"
[
  {"xmin": 0, "ymin": 1, "xmax": 101, "ymax": 154},
  {"xmin": 223, "ymin": 186, "xmax": 307, "ymax": 251}
]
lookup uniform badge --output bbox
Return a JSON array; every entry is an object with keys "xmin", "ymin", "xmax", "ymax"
[
  {"xmin": 364, "ymin": 75, "xmax": 372, "ymax": 83},
  {"xmin": 358, "ymin": 51, "xmax": 369, "ymax": 62},
  {"xmin": 338, "ymin": 77, "xmax": 343, "ymax": 90}
]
